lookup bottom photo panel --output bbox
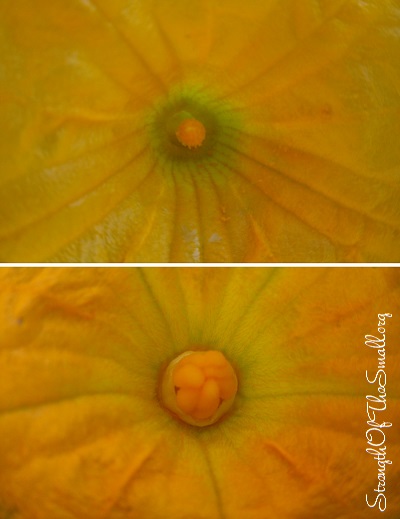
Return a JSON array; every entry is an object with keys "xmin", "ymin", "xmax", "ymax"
[{"xmin": 0, "ymin": 267, "xmax": 399, "ymax": 519}]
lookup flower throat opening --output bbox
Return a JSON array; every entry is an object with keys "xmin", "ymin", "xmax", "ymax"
[{"xmin": 160, "ymin": 350, "xmax": 238, "ymax": 427}]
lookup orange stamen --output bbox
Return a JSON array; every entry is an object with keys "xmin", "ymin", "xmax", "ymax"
[{"xmin": 175, "ymin": 118, "xmax": 206, "ymax": 149}]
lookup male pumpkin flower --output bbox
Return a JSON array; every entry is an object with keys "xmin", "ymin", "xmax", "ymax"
[
  {"xmin": 0, "ymin": 1, "xmax": 400, "ymax": 262},
  {"xmin": 0, "ymin": 267, "xmax": 399, "ymax": 518}
]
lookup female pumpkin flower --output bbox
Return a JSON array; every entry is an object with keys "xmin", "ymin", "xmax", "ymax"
[
  {"xmin": 0, "ymin": 0, "xmax": 400, "ymax": 262},
  {"xmin": 0, "ymin": 267, "xmax": 399, "ymax": 518}
]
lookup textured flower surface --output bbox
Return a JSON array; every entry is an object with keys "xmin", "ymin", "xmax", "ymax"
[
  {"xmin": 0, "ymin": 267, "xmax": 399, "ymax": 518},
  {"xmin": 1, "ymin": 0, "xmax": 400, "ymax": 262}
]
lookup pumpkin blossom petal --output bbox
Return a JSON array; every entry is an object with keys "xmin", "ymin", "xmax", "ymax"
[
  {"xmin": 0, "ymin": 267, "xmax": 399, "ymax": 518},
  {"xmin": 0, "ymin": 0, "xmax": 399, "ymax": 261}
]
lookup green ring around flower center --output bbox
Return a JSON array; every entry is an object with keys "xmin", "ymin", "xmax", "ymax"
[{"xmin": 146, "ymin": 83, "xmax": 244, "ymax": 165}]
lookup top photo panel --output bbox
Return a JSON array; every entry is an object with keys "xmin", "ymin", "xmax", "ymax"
[{"xmin": 1, "ymin": 0, "xmax": 399, "ymax": 263}]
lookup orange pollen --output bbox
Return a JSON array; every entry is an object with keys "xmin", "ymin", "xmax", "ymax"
[
  {"xmin": 175, "ymin": 118, "xmax": 206, "ymax": 149},
  {"xmin": 160, "ymin": 350, "xmax": 238, "ymax": 426}
]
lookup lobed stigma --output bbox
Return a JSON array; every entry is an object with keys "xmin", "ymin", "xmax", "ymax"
[{"xmin": 160, "ymin": 350, "xmax": 238, "ymax": 427}]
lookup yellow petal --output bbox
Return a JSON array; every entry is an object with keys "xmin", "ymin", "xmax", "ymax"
[
  {"xmin": 0, "ymin": 267, "xmax": 399, "ymax": 518},
  {"xmin": 1, "ymin": 1, "xmax": 399, "ymax": 261}
]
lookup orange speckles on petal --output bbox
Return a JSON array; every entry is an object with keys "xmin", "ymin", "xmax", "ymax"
[
  {"xmin": 160, "ymin": 349, "xmax": 238, "ymax": 426},
  {"xmin": 175, "ymin": 118, "xmax": 206, "ymax": 149}
]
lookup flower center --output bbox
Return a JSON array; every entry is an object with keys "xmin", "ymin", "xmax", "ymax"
[
  {"xmin": 175, "ymin": 117, "xmax": 206, "ymax": 149},
  {"xmin": 147, "ymin": 84, "xmax": 243, "ymax": 164},
  {"xmin": 160, "ymin": 350, "xmax": 238, "ymax": 427},
  {"xmin": 167, "ymin": 110, "xmax": 206, "ymax": 150}
]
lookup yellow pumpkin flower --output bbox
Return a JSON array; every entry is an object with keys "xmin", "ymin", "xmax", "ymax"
[
  {"xmin": 1, "ymin": 1, "xmax": 399, "ymax": 262},
  {"xmin": 0, "ymin": 267, "xmax": 399, "ymax": 518}
]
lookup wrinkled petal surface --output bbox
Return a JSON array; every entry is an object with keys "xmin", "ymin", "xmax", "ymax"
[
  {"xmin": 1, "ymin": 0, "xmax": 400, "ymax": 261},
  {"xmin": 0, "ymin": 267, "xmax": 399, "ymax": 518}
]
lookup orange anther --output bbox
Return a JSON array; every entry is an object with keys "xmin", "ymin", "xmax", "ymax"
[{"xmin": 175, "ymin": 118, "xmax": 206, "ymax": 149}]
